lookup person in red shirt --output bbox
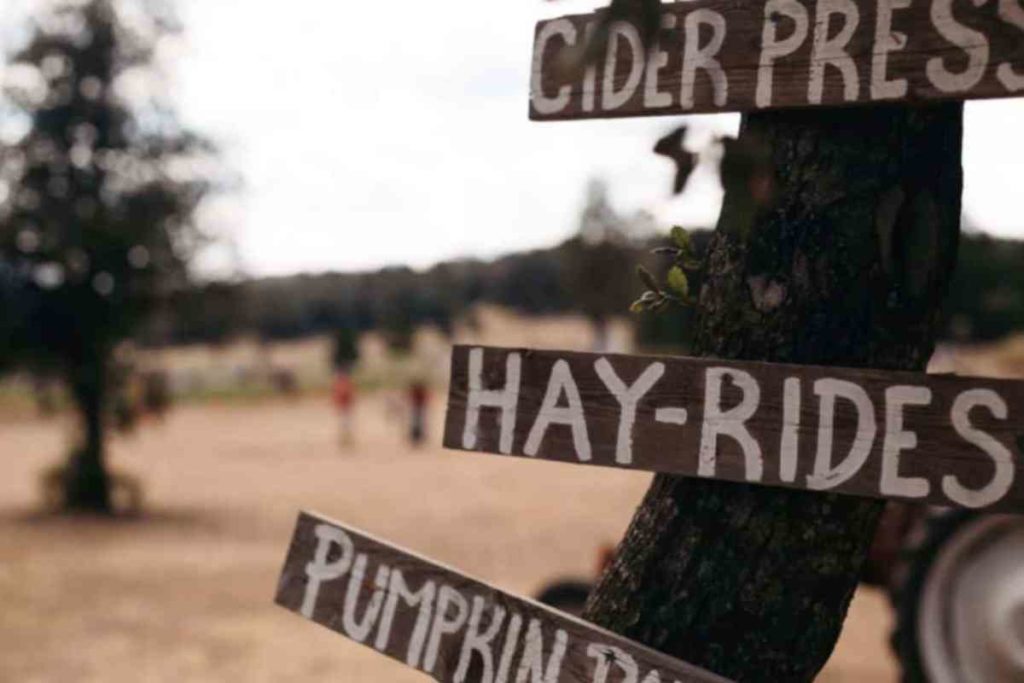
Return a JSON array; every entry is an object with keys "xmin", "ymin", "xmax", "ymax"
[
  {"xmin": 408, "ymin": 381, "xmax": 428, "ymax": 447},
  {"xmin": 332, "ymin": 372, "xmax": 356, "ymax": 447}
]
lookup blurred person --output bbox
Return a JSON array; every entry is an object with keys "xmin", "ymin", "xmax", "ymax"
[
  {"xmin": 270, "ymin": 367, "xmax": 299, "ymax": 396},
  {"xmin": 141, "ymin": 370, "xmax": 171, "ymax": 421},
  {"xmin": 408, "ymin": 380, "xmax": 429, "ymax": 447},
  {"xmin": 333, "ymin": 372, "xmax": 356, "ymax": 447}
]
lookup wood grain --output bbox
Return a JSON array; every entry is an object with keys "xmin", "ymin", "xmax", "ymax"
[
  {"xmin": 529, "ymin": 0, "xmax": 1024, "ymax": 120},
  {"xmin": 275, "ymin": 511, "xmax": 732, "ymax": 683},
  {"xmin": 444, "ymin": 346, "xmax": 1024, "ymax": 512}
]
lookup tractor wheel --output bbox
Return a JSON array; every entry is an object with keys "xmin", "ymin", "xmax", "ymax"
[
  {"xmin": 889, "ymin": 511, "xmax": 1024, "ymax": 682},
  {"xmin": 534, "ymin": 579, "xmax": 594, "ymax": 617}
]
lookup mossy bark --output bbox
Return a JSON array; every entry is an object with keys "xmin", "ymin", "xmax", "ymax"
[{"xmin": 583, "ymin": 103, "xmax": 963, "ymax": 682}]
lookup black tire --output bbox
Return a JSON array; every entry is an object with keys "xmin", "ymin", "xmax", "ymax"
[
  {"xmin": 889, "ymin": 510, "xmax": 1024, "ymax": 683},
  {"xmin": 889, "ymin": 510, "xmax": 971, "ymax": 683},
  {"xmin": 534, "ymin": 579, "xmax": 594, "ymax": 617}
]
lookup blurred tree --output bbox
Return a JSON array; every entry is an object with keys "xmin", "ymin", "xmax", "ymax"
[
  {"xmin": 562, "ymin": 179, "xmax": 638, "ymax": 351},
  {"xmin": 381, "ymin": 292, "xmax": 416, "ymax": 354},
  {"xmin": 943, "ymin": 230, "xmax": 1024, "ymax": 341},
  {"xmin": 0, "ymin": 261, "xmax": 24, "ymax": 371},
  {"xmin": 0, "ymin": 0, "xmax": 216, "ymax": 513},
  {"xmin": 160, "ymin": 281, "xmax": 242, "ymax": 346},
  {"xmin": 331, "ymin": 327, "xmax": 359, "ymax": 372}
]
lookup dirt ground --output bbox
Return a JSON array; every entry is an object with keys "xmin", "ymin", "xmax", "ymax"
[{"xmin": 0, "ymin": 395, "xmax": 898, "ymax": 682}]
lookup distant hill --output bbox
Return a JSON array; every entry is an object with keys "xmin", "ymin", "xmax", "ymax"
[
  {"xmin": 142, "ymin": 230, "xmax": 1023, "ymax": 350},
  {"xmin": 142, "ymin": 234, "xmax": 681, "ymax": 347}
]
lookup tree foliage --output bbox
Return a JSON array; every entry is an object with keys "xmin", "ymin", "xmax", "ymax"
[
  {"xmin": 331, "ymin": 327, "xmax": 359, "ymax": 371},
  {"xmin": 0, "ymin": 0, "xmax": 217, "ymax": 511},
  {"xmin": 945, "ymin": 230, "xmax": 1024, "ymax": 340},
  {"xmin": 562, "ymin": 179, "xmax": 640, "ymax": 331}
]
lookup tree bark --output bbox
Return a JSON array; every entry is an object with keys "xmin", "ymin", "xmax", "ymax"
[
  {"xmin": 583, "ymin": 103, "xmax": 963, "ymax": 682},
  {"xmin": 65, "ymin": 352, "xmax": 112, "ymax": 513}
]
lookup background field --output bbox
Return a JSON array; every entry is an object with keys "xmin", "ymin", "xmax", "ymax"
[{"xmin": 0, "ymin": 391, "xmax": 896, "ymax": 682}]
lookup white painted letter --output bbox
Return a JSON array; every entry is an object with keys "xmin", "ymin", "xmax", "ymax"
[
  {"xmin": 645, "ymin": 14, "xmax": 677, "ymax": 108},
  {"xmin": 998, "ymin": 0, "xmax": 1024, "ymax": 91},
  {"xmin": 302, "ymin": 524, "xmax": 355, "ymax": 618},
  {"xmin": 881, "ymin": 386, "xmax": 932, "ymax": 499},
  {"xmin": 807, "ymin": 379, "xmax": 877, "ymax": 490},
  {"xmin": 809, "ymin": 0, "xmax": 861, "ymax": 103},
  {"xmin": 603, "ymin": 22, "xmax": 646, "ymax": 110},
  {"xmin": 464, "ymin": 349, "xmax": 521, "ymax": 454},
  {"xmin": 525, "ymin": 360, "xmax": 592, "ymax": 461},
  {"xmin": 342, "ymin": 556, "xmax": 389, "ymax": 643},
  {"xmin": 682, "ymin": 9, "xmax": 729, "ymax": 108},
  {"xmin": 495, "ymin": 613, "xmax": 523, "ymax": 683},
  {"xmin": 582, "ymin": 22, "xmax": 600, "ymax": 112},
  {"xmin": 595, "ymin": 359, "xmax": 665, "ymax": 464},
  {"xmin": 943, "ymin": 389, "xmax": 1015, "ymax": 508},
  {"xmin": 531, "ymin": 20, "xmax": 577, "ymax": 115},
  {"xmin": 374, "ymin": 570, "xmax": 436, "ymax": 668},
  {"xmin": 699, "ymin": 368, "xmax": 764, "ymax": 481},
  {"xmin": 780, "ymin": 377, "xmax": 802, "ymax": 482},
  {"xmin": 515, "ymin": 620, "xmax": 567, "ymax": 683},
  {"xmin": 757, "ymin": 0, "xmax": 811, "ymax": 108},
  {"xmin": 871, "ymin": 0, "xmax": 912, "ymax": 100},
  {"xmin": 423, "ymin": 585, "xmax": 470, "ymax": 674},
  {"xmin": 927, "ymin": 0, "xmax": 990, "ymax": 93},
  {"xmin": 454, "ymin": 597, "xmax": 506, "ymax": 683}
]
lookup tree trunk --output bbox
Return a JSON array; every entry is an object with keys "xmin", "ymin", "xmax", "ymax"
[
  {"xmin": 583, "ymin": 103, "xmax": 963, "ymax": 682},
  {"xmin": 65, "ymin": 352, "xmax": 112, "ymax": 513}
]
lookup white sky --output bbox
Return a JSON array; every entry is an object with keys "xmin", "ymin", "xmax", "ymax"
[{"xmin": 6, "ymin": 1, "xmax": 1024, "ymax": 277}]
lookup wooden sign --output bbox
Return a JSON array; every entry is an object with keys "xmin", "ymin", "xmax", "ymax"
[
  {"xmin": 444, "ymin": 346, "xmax": 1024, "ymax": 512},
  {"xmin": 276, "ymin": 511, "xmax": 731, "ymax": 683},
  {"xmin": 530, "ymin": 0, "xmax": 1024, "ymax": 120}
]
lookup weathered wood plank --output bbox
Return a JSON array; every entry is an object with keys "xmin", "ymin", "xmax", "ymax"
[
  {"xmin": 275, "ymin": 511, "xmax": 732, "ymax": 683},
  {"xmin": 530, "ymin": 0, "xmax": 1024, "ymax": 120},
  {"xmin": 444, "ymin": 345, "xmax": 1024, "ymax": 511}
]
